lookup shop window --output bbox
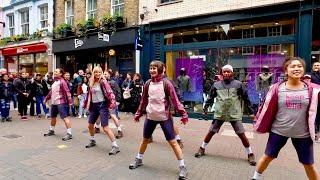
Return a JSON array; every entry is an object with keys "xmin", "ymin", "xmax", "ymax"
[
  {"xmin": 267, "ymin": 44, "xmax": 282, "ymax": 54},
  {"xmin": 242, "ymin": 46, "xmax": 255, "ymax": 55},
  {"xmin": 7, "ymin": 14, "xmax": 15, "ymax": 36},
  {"xmin": 36, "ymin": 53, "xmax": 48, "ymax": 75},
  {"xmin": 65, "ymin": 0, "xmax": 74, "ymax": 26},
  {"xmin": 268, "ymin": 25, "xmax": 282, "ymax": 37},
  {"xmin": 87, "ymin": 0, "xmax": 97, "ymax": 19},
  {"xmin": 39, "ymin": 5, "xmax": 48, "ymax": 29},
  {"xmin": 242, "ymin": 29, "xmax": 255, "ymax": 39},
  {"xmin": 20, "ymin": 10, "xmax": 29, "ymax": 35},
  {"xmin": 111, "ymin": 0, "xmax": 124, "ymax": 16}
]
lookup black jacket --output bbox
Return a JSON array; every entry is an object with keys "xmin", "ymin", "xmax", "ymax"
[
  {"xmin": 31, "ymin": 80, "xmax": 49, "ymax": 97},
  {"xmin": 0, "ymin": 81, "xmax": 14, "ymax": 99},
  {"xmin": 13, "ymin": 78, "xmax": 31, "ymax": 96}
]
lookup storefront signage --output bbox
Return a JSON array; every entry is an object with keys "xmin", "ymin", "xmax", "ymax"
[
  {"xmin": 74, "ymin": 39, "xmax": 84, "ymax": 48},
  {"xmin": 1, "ymin": 43, "xmax": 47, "ymax": 56},
  {"xmin": 98, "ymin": 32, "xmax": 109, "ymax": 42},
  {"xmin": 17, "ymin": 48, "xmax": 28, "ymax": 53}
]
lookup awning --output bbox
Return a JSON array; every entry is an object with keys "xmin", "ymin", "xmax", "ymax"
[
  {"xmin": 1, "ymin": 43, "xmax": 47, "ymax": 56},
  {"xmin": 52, "ymin": 28, "xmax": 137, "ymax": 53}
]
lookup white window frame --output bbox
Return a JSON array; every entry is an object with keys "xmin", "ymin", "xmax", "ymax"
[
  {"xmin": 267, "ymin": 44, "xmax": 282, "ymax": 54},
  {"xmin": 242, "ymin": 28, "xmax": 255, "ymax": 39},
  {"xmin": 86, "ymin": 0, "xmax": 97, "ymax": 19},
  {"xmin": 65, "ymin": 0, "xmax": 74, "ymax": 26},
  {"xmin": 268, "ymin": 25, "xmax": 282, "ymax": 37},
  {"xmin": 242, "ymin": 46, "xmax": 255, "ymax": 55},
  {"xmin": 111, "ymin": 0, "xmax": 124, "ymax": 16},
  {"xmin": 20, "ymin": 10, "xmax": 29, "ymax": 35},
  {"xmin": 158, "ymin": 0, "xmax": 183, "ymax": 6},
  {"xmin": 7, "ymin": 14, "xmax": 15, "ymax": 36},
  {"xmin": 39, "ymin": 4, "xmax": 48, "ymax": 29}
]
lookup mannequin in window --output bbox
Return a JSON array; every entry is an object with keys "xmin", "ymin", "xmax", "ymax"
[
  {"xmin": 256, "ymin": 65, "xmax": 273, "ymax": 102},
  {"xmin": 177, "ymin": 68, "xmax": 192, "ymax": 108}
]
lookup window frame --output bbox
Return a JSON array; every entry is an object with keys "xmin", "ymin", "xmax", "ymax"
[
  {"xmin": 65, "ymin": 0, "xmax": 74, "ymax": 26},
  {"xmin": 86, "ymin": 0, "xmax": 97, "ymax": 19},
  {"xmin": 157, "ymin": 0, "xmax": 183, "ymax": 6},
  {"xmin": 111, "ymin": 0, "xmax": 125, "ymax": 16},
  {"xmin": 20, "ymin": 10, "xmax": 29, "ymax": 35},
  {"xmin": 7, "ymin": 14, "xmax": 15, "ymax": 36},
  {"xmin": 39, "ymin": 5, "xmax": 48, "ymax": 29}
]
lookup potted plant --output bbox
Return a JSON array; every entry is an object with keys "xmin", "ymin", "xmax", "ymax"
[
  {"xmin": 54, "ymin": 23, "xmax": 73, "ymax": 38},
  {"xmin": 85, "ymin": 18, "xmax": 98, "ymax": 33},
  {"xmin": 75, "ymin": 21, "xmax": 86, "ymax": 36},
  {"xmin": 113, "ymin": 15, "xmax": 125, "ymax": 28},
  {"xmin": 100, "ymin": 14, "xmax": 114, "ymax": 34}
]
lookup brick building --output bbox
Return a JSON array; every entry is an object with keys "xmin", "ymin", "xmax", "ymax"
[
  {"xmin": 138, "ymin": 0, "xmax": 320, "ymax": 117},
  {"xmin": 52, "ymin": 0, "xmax": 140, "ymax": 75}
]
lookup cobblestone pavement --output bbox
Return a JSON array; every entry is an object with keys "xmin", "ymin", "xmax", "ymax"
[{"xmin": 0, "ymin": 110, "xmax": 319, "ymax": 180}]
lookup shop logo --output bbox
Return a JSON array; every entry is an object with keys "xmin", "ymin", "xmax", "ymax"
[
  {"xmin": 17, "ymin": 48, "xmax": 28, "ymax": 53},
  {"xmin": 74, "ymin": 39, "xmax": 84, "ymax": 48}
]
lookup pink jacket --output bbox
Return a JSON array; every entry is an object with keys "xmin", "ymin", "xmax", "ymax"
[
  {"xmin": 254, "ymin": 81, "xmax": 320, "ymax": 141},
  {"xmin": 84, "ymin": 79, "xmax": 116, "ymax": 110}
]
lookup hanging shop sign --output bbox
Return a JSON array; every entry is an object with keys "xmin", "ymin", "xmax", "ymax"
[{"xmin": 74, "ymin": 39, "xmax": 84, "ymax": 48}]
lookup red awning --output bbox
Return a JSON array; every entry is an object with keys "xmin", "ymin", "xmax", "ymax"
[{"xmin": 1, "ymin": 43, "xmax": 47, "ymax": 56}]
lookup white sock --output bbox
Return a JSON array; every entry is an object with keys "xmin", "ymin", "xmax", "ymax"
[
  {"xmin": 245, "ymin": 147, "xmax": 253, "ymax": 155},
  {"xmin": 67, "ymin": 128, "xmax": 72, "ymax": 135},
  {"xmin": 136, "ymin": 153, "xmax": 143, "ymax": 159},
  {"xmin": 111, "ymin": 141, "xmax": 118, "ymax": 147},
  {"xmin": 201, "ymin": 142, "xmax": 208, "ymax": 149},
  {"xmin": 90, "ymin": 136, "xmax": 95, "ymax": 140},
  {"xmin": 176, "ymin": 135, "xmax": 181, "ymax": 141},
  {"xmin": 117, "ymin": 126, "xmax": 122, "ymax": 131},
  {"xmin": 95, "ymin": 123, "xmax": 100, "ymax": 128},
  {"xmin": 178, "ymin": 159, "xmax": 185, "ymax": 167},
  {"xmin": 252, "ymin": 171, "xmax": 262, "ymax": 179},
  {"xmin": 49, "ymin": 126, "xmax": 55, "ymax": 131}
]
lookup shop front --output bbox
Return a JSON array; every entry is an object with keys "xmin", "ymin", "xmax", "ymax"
[
  {"xmin": 140, "ymin": 1, "xmax": 319, "ymax": 118},
  {"xmin": 0, "ymin": 42, "xmax": 50, "ymax": 75},
  {"xmin": 52, "ymin": 28, "xmax": 138, "ymax": 76}
]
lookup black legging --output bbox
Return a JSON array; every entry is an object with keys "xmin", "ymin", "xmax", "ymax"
[{"xmin": 17, "ymin": 95, "xmax": 29, "ymax": 116}]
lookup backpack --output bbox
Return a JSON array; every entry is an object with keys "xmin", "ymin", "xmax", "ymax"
[{"xmin": 108, "ymin": 79, "xmax": 122, "ymax": 102}]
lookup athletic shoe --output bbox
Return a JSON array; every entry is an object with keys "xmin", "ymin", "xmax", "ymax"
[
  {"xmin": 14, "ymin": 108, "xmax": 18, "ymax": 111},
  {"xmin": 248, "ymin": 153, "xmax": 256, "ymax": 166},
  {"xmin": 195, "ymin": 147, "xmax": 205, "ymax": 158},
  {"xmin": 85, "ymin": 140, "xmax": 96, "ymax": 148},
  {"xmin": 84, "ymin": 114, "xmax": 87, "ymax": 118},
  {"xmin": 116, "ymin": 130, "xmax": 123, "ymax": 139},
  {"xmin": 77, "ymin": 115, "xmax": 82, "ymax": 119},
  {"xmin": 178, "ymin": 166, "xmax": 188, "ymax": 180},
  {"xmin": 6, "ymin": 117, "xmax": 12, "ymax": 122},
  {"xmin": 177, "ymin": 139, "xmax": 184, "ymax": 149},
  {"xmin": 45, "ymin": 114, "xmax": 50, "ymax": 119},
  {"xmin": 1, "ymin": 118, "xmax": 5, "ymax": 122},
  {"xmin": 37, "ymin": 115, "xmax": 42, "ymax": 118},
  {"xmin": 109, "ymin": 146, "xmax": 120, "ymax": 155},
  {"xmin": 44, "ymin": 130, "xmax": 55, "ymax": 136},
  {"xmin": 21, "ymin": 116, "xmax": 28, "ymax": 121},
  {"xmin": 129, "ymin": 158, "xmax": 143, "ymax": 169},
  {"xmin": 95, "ymin": 127, "xmax": 100, "ymax": 133},
  {"xmin": 62, "ymin": 133, "xmax": 73, "ymax": 141}
]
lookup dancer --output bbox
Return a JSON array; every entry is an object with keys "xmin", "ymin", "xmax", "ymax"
[
  {"xmin": 252, "ymin": 57, "xmax": 319, "ymax": 180},
  {"xmin": 43, "ymin": 68, "xmax": 73, "ymax": 141},
  {"xmin": 84, "ymin": 66, "xmax": 120, "ymax": 155},
  {"xmin": 195, "ymin": 64, "xmax": 256, "ymax": 166},
  {"xmin": 129, "ymin": 60, "xmax": 188, "ymax": 180}
]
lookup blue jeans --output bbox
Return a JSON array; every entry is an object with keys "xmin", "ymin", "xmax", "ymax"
[
  {"xmin": 78, "ymin": 94, "xmax": 87, "ymax": 116},
  {"xmin": 12, "ymin": 93, "xmax": 17, "ymax": 109},
  {"xmin": 35, "ymin": 96, "xmax": 48, "ymax": 115},
  {"xmin": 1, "ymin": 98, "xmax": 10, "ymax": 118}
]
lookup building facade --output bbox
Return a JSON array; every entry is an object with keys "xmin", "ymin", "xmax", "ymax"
[
  {"xmin": 139, "ymin": 0, "xmax": 320, "ymax": 116},
  {"xmin": 52, "ymin": 0, "xmax": 139, "ymax": 75},
  {"xmin": 0, "ymin": 0, "xmax": 54, "ymax": 75}
]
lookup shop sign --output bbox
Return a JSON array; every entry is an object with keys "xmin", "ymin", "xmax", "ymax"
[
  {"xmin": 74, "ymin": 39, "xmax": 84, "ymax": 48},
  {"xmin": 98, "ymin": 32, "xmax": 109, "ymax": 42},
  {"xmin": 1, "ymin": 43, "xmax": 47, "ymax": 56}
]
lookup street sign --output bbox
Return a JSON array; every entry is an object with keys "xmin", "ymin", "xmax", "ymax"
[{"xmin": 98, "ymin": 32, "xmax": 109, "ymax": 42}]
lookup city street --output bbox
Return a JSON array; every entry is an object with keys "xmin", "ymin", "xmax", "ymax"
[{"xmin": 0, "ymin": 111, "xmax": 319, "ymax": 180}]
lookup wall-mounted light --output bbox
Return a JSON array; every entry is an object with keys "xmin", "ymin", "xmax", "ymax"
[
  {"xmin": 275, "ymin": 21, "xmax": 279, "ymax": 25},
  {"xmin": 312, "ymin": 55, "xmax": 316, "ymax": 59}
]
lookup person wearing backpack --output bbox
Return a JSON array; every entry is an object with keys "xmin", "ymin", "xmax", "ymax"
[
  {"xmin": 0, "ymin": 74, "xmax": 14, "ymax": 122},
  {"xmin": 43, "ymin": 68, "xmax": 74, "ymax": 141},
  {"xmin": 83, "ymin": 66, "xmax": 120, "ymax": 155},
  {"xmin": 129, "ymin": 60, "xmax": 189, "ymax": 180}
]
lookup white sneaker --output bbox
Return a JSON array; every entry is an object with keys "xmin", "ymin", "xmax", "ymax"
[
  {"xmin": 84, "ymin": 114, "xmax": 87, "ymax": 118},
  {"xmin": 14, "ymin": 108, "xmax": 18, "ymax": 111},
  {"xmin": 78, "ymin": 115, "xmax": 82, "ymax": 119}
]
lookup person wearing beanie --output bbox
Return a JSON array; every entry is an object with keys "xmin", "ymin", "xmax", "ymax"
[{"xmin": 195, "ymin": 64, "xmax": 257, "ymax": 166}]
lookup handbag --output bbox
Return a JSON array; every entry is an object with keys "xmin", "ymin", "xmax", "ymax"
[
  {"xmin": 73, "ymin": 96, "xmax": 79, "ymax": 106},
  {"xmin": 123, "ymin": 90, "xmax": 131, "ymax": 99}
]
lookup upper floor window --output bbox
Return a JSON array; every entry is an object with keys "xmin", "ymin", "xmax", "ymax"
[
  {"xmin": 111, "ymin": 0, "xmax": 124, "ymax": 16},
  {"xmin": 242, "ymin": 28, "xmax": 255, "ymax": 39},
  {"xmin": 39, "ymin": 5, "xmax": 48, "ymax": 29},
  {"xmin": 87, "ymin": 0, "xmax": 97, "ymax": 19},
  {"xmin": 20, "ymin": 10, "xmax": 29, "ymax": 35},
  {"xmin": 65, "ymin": 0, "xmax": 74, "ymax": 26},
  {"xmin": 7, "ymin": 14, "xmax": 15, "ymax": 36},
  {"xmin": 158, "ymin": 0, "xmax": 182, "ymax": 5},
  {"xmin": 268, "ymin": 25, "xmax": 282, "ymax": 36}
]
